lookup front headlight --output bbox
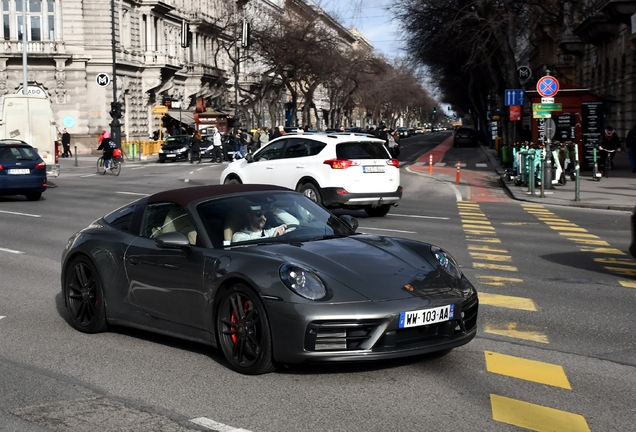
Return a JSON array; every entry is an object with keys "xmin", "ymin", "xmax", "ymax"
[
  {"xmin": 279, "ymin": 264, "xmax": 327, "ymax": 300},
  {"xmin": 431, "ymin": 246, "xmax": 462, "ymax": 279},
  {"xmin": 177, "ymin": 147, "xmax": 187, "ymax": 153},
  {"xmin": 159, "ymin": 148, "xmax": 164, "ymax": 153}
]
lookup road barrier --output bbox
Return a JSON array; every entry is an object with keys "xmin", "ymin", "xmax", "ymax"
[
  {"xmin": 429, "ymin": 154, "xmax": 433, "ymax": 174},
  {"xmin": 455, "ymin": 160, "xmax": 461, "ymax": 184},
  {"xmin": 121, "ymin": 140, "xmax": 163, "ymax": 160}
]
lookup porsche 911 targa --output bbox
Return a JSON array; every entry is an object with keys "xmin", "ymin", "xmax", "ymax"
[{"xmin": 61, "ymin": 184, "xmax": 478, "ymax": 374}]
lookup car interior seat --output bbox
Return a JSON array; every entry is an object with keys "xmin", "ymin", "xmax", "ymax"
[
  {"xmin": 223, "ymin": 204, "xmax": 247, "ymax": 245},
  {"xmin": 161, "ymin": 206, "xmax": 197, "ymax": 245}
]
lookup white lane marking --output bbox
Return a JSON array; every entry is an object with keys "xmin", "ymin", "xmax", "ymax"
[
  {"xmin": 0, "ymin": 247, "xmax": 25, "ymax": 254},
  {"xmin": 389, "ymin": 213, "xmax": 449, "ymax": 220},
  {"xmin": 360, "ymin": 227, "xmax": 416, "ymax": 234},
  {"xmin": 184, "ymin": 178, "xmax": 190, "ymax": 182},
  {"xmin": 115, "ymin": 191, "xmax": 148, "ymax": 196},
  {"xmin": 189, "ymin": 171, "xmax": 195, "ymax": 174},
  {"xmin": 0, "ymin": 316, "xmax": 4, "ymax": 320},
  {"xmin": 80, "ymin": 174, "xmax": 98, "ymax": 178},
  {"xmin": 190, "ymin": 417, "xmax": 252, "ymax": 432},
  {"xmin": 0, "ymin": 210, "xmax": 41, "ymax": 218},
  {"xmin": 449, "ymin": 183, "xmax": 463, "ymax": 201},
  {"xmin": 476, "ymin": 163, "xmax": 487, "ymax": 167},
  {"xmin": 131, "ymin": 166, "xmax": 147, "ymax": 170}
]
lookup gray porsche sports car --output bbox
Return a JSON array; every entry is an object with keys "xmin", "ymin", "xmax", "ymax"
[{"xmin": 61, "ymin": 184, "xmax": 478, "ymax": 374}]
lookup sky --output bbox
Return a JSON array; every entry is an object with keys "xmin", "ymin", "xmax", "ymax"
[{"xmin": 318, "ymin": 0, "xmax": 406, "ymax": 61}]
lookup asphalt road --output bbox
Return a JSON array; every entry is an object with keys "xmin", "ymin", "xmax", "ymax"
[{"xmin": 0, "ymin": 133, "xmax": 634, "ymax": 432}]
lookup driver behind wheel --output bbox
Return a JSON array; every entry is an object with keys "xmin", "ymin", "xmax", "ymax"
[{"xmin": 231, "ymin": 203, "xmax": 299, "ymax": 243}]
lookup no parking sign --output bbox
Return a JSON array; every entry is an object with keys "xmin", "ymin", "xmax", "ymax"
[{"xmin": 536, "ymin": 76, "xmax": 559, "ymax": 98}]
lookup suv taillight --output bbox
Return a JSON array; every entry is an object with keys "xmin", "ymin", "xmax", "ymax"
[
  {"xmin": 55, "ymin": 141, "xmax": 59, "ymax": 164},
  {"xmin": 324, "ymin": 159, "xmax": 353, "ymax": 169},
  {"xmin": 36, "ymin": 161, "xmax": 46, "ymax": 169},
  {"xmin": 387, "ymin": 159, "xmax": 399, "ymax": 168}
]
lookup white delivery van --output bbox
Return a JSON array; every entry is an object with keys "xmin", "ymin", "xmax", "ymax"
[{"xmin": 0, "ymin": 93, "xmax": 60, "ymax": 177}]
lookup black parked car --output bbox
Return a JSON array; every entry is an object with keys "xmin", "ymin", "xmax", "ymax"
[
  {"xmin": 0, "ymin": 139, "xmax": 47, "ymax": 201},
  {"xmin": 61, "ymin": 184, "xmax": 479, "ymax": 375},
  {"xmin": 158, "ymin": 135, "xmax": 191, "ymax": 162},
  {"xmin": 453, "ymin": 127, "xmax": 478, "ymax": 147}
]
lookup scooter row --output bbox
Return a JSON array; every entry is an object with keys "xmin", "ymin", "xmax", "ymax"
[{"xmin": 504, "ymin": 141, "xmax": 579, "ymax": 187}]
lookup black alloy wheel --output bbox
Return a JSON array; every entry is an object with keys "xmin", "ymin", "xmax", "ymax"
[
  {"xmin": 64, "ymin": 256, "xmax": 108, "ymax": 333},
  {"xmin": 217, "ymin": 284, "xmax": 275, "ymax": 375}
]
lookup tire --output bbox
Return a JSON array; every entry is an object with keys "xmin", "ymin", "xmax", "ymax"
[
  {"xmin": 97, "ymin": 157, "xmax": 106, "ymax": 174},
  {"xmin": 223, "ymin": 177, "xmax": 241, "ymax": 185},
  {"xmin": 364, "ymin": 204, "xmax": 392, "ymax": 217},
  {"xmin": 63, "ymin": 256, "xmax": 108, "ymax": 333},
  {"xmin": 112, "ymin": 160, "xmax": 121, "ymax": 176},
  {"xmin": 25, "ymin": 192, "xmax": 42, "ymax": 201},
  {"xmin": 297, "ymin": 183, "xmax": 322, "ymax": 206},
  {"xmin": 216, "ymin": 283, "xmax": 275, "ymax": 375}
]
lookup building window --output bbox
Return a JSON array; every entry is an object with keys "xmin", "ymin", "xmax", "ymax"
[
  {"xmin": 2, "ymin": 0, "xmax": 9, "ymax": 40},
  {"xmin": 14, "ymin": 0, "xmax": 55, "ymax": 41}
]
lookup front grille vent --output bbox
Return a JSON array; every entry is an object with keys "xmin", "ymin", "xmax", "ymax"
[{"xmin": 305, "ymin": 320, "xmax": 381, "ymax": 351}]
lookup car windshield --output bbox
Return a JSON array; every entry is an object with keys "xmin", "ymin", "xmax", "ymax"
[
  {"xmin": 0, "ymin": 145, "xmax": 39, "ymax": 161},
  {"xmin": 164, "ymin": 136, "xmax": 189, "ymax": 146},
  {"xmin": 197, "ymin": 191, "xmax": 356, "ymax": 248}
]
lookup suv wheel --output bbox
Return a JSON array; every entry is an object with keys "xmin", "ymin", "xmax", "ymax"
[
  {"xmin": 297, "ymin": 183, "xmax": 322, "ymax": 206},
  {"xmin": 364, "ymin": 204, "xmax": 391, "ymax": 217}
]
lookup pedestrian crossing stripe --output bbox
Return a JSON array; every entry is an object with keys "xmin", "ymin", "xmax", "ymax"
[
  {"xmin": 594, "ymin": 257, "xmax": 636, "ymax": 266},
  {"xmin": 570, "ymin": 239, "xmax": 611, "ymax": 246},
  {"xmin": 490, "ymin": 394, "xmax": 590, "ymax": 432},
  {"xmin": 485, "ymin": 351, "xmax": 571, "ymax": 388},
  {"xmin": 547, "ymin": 226, "xmax": 589, "ymax": 232},
  {"xmin": 484, "ymin": 323, "xmax": 548, "ymax": 343},
  {"xmin": 559, "ymin": 232, "xmax": 599, "ymax": 238},
  {"xmin": 468, "ymin": 245, "xmax": 508, "ymax": 253},
  {"xmin": 619, "ymin": 280, "xmax": 636, "ymax": 289},
  {"xmin": 464, "ymin": 229, "xmax": 498, "ymax": 235},
  {"xmin": 460, "ymin": 218, "xmax": 490, "ymax": 224},
  {"xmin": 463, "ymin": 224, "xmax": 495, "ymax": 230},
  {"xmin": 466, "ymin": 236, "xmax": 501, "ymax": 243},
  {"xmin": 604, "ymin": 266, "xmax": 636, "ymax": 277},
  {"xmin": 479, "ymin": 292, "xmax": 535, "ymax": 310},
  {"xmin": 476, "ymin": 275, "xmax": 523, "ymax": 286}
]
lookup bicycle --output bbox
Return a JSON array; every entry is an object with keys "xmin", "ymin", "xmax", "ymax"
[
  {"xmin": 601, "ymin": 148, "xmax": 617, "ymax": 178},
  {"xmin": 97, "ymin": 156, "xmax": 122, "ymax": 176}
]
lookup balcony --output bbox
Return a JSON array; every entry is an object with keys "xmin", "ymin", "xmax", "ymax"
[
  {"xmin": 144, "ymin": 52, "xmax": 183, "ymax": 70},
  {"xmin": 2, "ymin": 40, "xmax": 65, "ymax": 55},
  {"xmin": 186, "ymin": 63, "xmax": 224, "ymax": 79},
  {"xmin": 557, "ymin": 34, "xmax": 585, "ymax": 56},
  {"xmin": 573, "ymin": 13, "xmax": 620, "ymax": 45},
  {"xmin": 599, "ymin": 0, "xmax": 636, "ymax": 24}
]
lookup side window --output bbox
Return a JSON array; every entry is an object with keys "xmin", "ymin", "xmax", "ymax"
[
  {"xmin": 283, "ymin": 138, "xmax": 310, "ymax": 159},
  {"xmin": 141, "ymin": 202, "xmax": 198, "ymax": 245},
  {"xmin": 103, "ymin": 203, "xmax": 135, "ymax": 233},
  {"xmin": 307, "ymin": 140, "xmax": 326, "ymax": 156},
  {"xmin": 254, "ymin": 139, "xmax": 286, "ymax": 161}
]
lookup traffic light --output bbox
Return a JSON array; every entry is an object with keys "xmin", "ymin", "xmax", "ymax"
[
  {"xmin": 433, "ymin": 107, "xmax": 437, "ymax": 114},
  {"xmin": 109, "ymin": 102, "xmax": 122, "ymax": 119}
]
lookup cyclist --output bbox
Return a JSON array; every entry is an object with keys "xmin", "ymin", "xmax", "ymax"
[
  {"xmin": 97, "ymin": 132, "xmax": 117, "ymax": 171},
  {"xmin": 599, "ymin": 126, "xmax": 621, "ymax": 173}
]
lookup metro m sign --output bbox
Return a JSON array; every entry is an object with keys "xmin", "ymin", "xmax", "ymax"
[{"xmin": 95, "ymin": 73, "xmax": 111, "ymax": 87}]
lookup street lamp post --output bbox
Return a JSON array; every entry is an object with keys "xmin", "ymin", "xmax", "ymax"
[{"xmin": 110, "ymin": 0, "xmax": 122, "ymax": 148}]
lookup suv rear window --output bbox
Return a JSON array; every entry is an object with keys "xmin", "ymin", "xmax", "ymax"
[
  {"xmin": 336, "ymin": 142, "xmax": 390, "ymax": 160},
  {"xmin": 0, "ymin": 145, "xmax": 39, "ymax": 161}
]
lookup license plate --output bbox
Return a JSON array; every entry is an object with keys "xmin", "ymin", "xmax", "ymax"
[
  {"xmin": 398, "ymin": 304, "xmax": 454, "ymax": 328},
  {"xmin": 7, "ymin": 168, "xmax": 30, "ymax": 175},
  {"xmin": 363, "ymin": 165, "xmax": 385, "ymax": 173},
  {"xmin": 166, "ymin": 154, "xmax": 176, "ymax": 157}
]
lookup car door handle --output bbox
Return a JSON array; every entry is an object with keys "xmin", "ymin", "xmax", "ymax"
[
  {"xmin": 296, "ymin": 165, "xmax": 305, "ymax": 168},
  {"xmin": 266, "ymin": 165, "xmax": 275, "ymax": 169}
]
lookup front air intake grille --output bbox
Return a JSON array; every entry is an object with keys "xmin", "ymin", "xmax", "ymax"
[{"xmin": 305, "ymin": 320, "xmax": 381, "ymax": 351}]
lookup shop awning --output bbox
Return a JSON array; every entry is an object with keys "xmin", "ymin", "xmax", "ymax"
[{"xmin": 167, "ymin": 109, "xmax": 196, "ymax": 125}]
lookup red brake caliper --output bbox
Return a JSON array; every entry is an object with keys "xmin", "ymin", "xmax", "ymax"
[{"xmin": 230, "ymin": 300, "xmax": 251, "ymax": 344}]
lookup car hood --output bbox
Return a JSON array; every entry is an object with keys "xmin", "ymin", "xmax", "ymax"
[{"xmin": 252, "ymin": 234, "xmax": 458, "ymax": 301}]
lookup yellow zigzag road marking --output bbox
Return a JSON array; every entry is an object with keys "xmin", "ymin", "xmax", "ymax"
[
  {"xmin": 594, "ymin": 257, "xmax": 636, "ymax": 266},
  {"xmin": 479, "ymin": 292, "xmax": 536, "ymax": 310},
  {"xmin": 474, "ymin": 263, "xmax": 519, "ymax": 272},
  {"xmin": 484, "ymin": 323, "xmax": 549, "ymax": 343},
  {"xmin": 469, "ymin": 252, "xmax": 512, "ymax": 262},
  {"xmin": 560, "ymin": 232, "xmax": 599, "ymax": 238},
  {"xmin": 476, "ymin": 275, "xmax": 523, "ymax": 285},
  {"xmin": 460, "ymin": 219, "xmax": 492, "ymax": 225},
  {"xmin": 468, "ymin": 245, "xmax": 508, "ymax": 253},
  {"xmin": 490, "ymin": 394, "xmax": 590, "ymax": 432},
  {"xmin": 485, "ymin": 351, "xmax": 570, "ymax": 388},
  {"xmin": 619, "ymin": 280, "xmax": 636, "ymax": 289},
  {"xmin": 547, "ymin": 226, "xmax": 589, "ymax": 232},
  {"xmin": 464, "ymin": 230, "xmax": 498, "ymax": 235},
  {"xmin": 466, "ymin": 236, "xmax": 501, "ymax": 243},
  {"xmin": 604, "ymin": 267, "xmax": 636, "ymax": 277}
]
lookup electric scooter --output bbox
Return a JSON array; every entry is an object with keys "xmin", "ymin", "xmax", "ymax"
[
  {"xmin": 551, "ymin": 142, "xmax": 566, "ymax": 185},
  {"xmin": 592, "ymin": 145, "xmax": 602, "ymax": 181}
]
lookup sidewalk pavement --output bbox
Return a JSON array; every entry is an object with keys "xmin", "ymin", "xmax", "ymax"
[{"xmin": 407, "ymin": 137, "xmax": 636, "ymax": 212}]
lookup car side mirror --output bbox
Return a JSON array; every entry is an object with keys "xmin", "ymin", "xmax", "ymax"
[
  {"xmin": 155, "ymin": 231, "xmax": 191, "ymax": 249},
  {"xmin": 245, "ymin": 153, "xmax": 254, "ymax": 163},
  {"xmin": 339, "ymin": 215, "xmax": 358, "ymax": 232}
]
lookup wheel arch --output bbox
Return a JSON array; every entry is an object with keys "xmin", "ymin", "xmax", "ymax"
[
  {"xmin": 62, "ymin": 250, "xmax": 110, "ymax": 314},
  {"xmin": 295, "ymin": 176, "xmax": 322, "ymax": 191},
  {"xmin": 223, "ymin": 173, "xmax": 243, "ymax": 184}
]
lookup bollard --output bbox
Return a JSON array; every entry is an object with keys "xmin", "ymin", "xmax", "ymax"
[
  {"xmin": 429, "ymin": 154, "xmax": 433, "ymax": 174},
  {"xmin": 540, "ymin": 155, "xmax": 545, "ymax": 198},
  {"xmin": 74, "ymin": 145, "xmax": 78, "ymax": 167},
  {"xmin": 544, "ymin": 142, "xmax": 554, "ymax": 189},
  {"xmin": 528, "ymin": 153, "xmax": 536, "ymax": 196},
  {"xmin": 455, "ymin": 161, "xmax": 461, "ymax": 184},
  {"xmin": 574, "ymin": 144, "xmax": 580, "ymax": 201}
]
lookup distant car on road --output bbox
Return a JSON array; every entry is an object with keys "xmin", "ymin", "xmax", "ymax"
[
  {"xmin": 453, "ymin": 127, "xmax": 478, "ymax": 147},
  {"xmin": 158, "ymin": 135, "xmax": 191, "ymax": 162},
  {"xmin": 396, "ymin": 127, "xmax": 409, "ymax": 138},
  {"xmin": 0, "ymin": 139, "xmax": 47, "ymax": 201},
  {"xmin": 220, "ymin": 133, "xmax": 401, "ymax": 217}
]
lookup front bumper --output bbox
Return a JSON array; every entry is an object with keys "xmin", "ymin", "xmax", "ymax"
[
  {"xmin": 265, "ymin": 293, "xmax": 478, "ymax": 364},
  {"xmin": 321, "ymin": 186, "xmax": 402, "ymax": 207}
]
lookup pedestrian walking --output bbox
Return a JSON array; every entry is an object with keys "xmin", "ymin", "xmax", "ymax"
[
  {"xmin": 61, "ymin": 128, "xmax": 72, "ymax": 157},
  {"xmin": 233, "ymin": 129, "xmax": 245, "ymax": 159},
  {"xmin": 626, "ymin": 123, "xmax": 636, "ymax": 172},
  {"xmin": 211, "ymin": 126, "xmax": 224, "ymax": 163},
  {"xmin": 253, "ymin": 127, "xmax": 262, "ymax": 151},
  {"xmin": 189, "ymin": 130, "xmax": 202, "ymax": 163},
  {"xmin": 273, "ymin": 125, "xmax": 285, "ymax": 139},
  {"xmin": 260, "ymin": 127, "xmax": 270, "ymax": 147}
]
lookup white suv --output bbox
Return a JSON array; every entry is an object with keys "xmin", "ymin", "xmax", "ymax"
[{"xmin": 220, "ymin": 133, "xmax": 402, "ymax": 217}]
